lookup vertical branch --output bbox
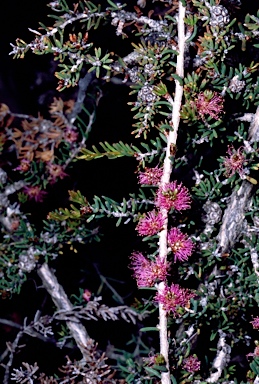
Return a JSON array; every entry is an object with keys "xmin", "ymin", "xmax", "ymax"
[
  {"xmin": 161, "ymin": 4, "xmax": 185, "ymax": 183},
  {"xmin": 216, "ymin": 180, "xmax": 253, "ymax": 253},
  {"xmin": 157, "ymin": 2, "xmax": 186, "ymax": 383}
]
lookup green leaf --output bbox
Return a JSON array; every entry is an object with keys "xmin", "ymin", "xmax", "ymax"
[
  {"xmin": 144, "ymin": 367, "xmax": 162, "ymax": 378},
  {"xmin": 210, "ymin": 331, "xmax": 218, "ymax": 341},
  {"xmin": 106, "ymin": 0, "xmax": 117, "ymax": 5},
  {"xmin": 250, "ymin": 358, "xmax": 259, "ymax": 375},
  {"xmin": 140, "ymin": 327, "xmax": 159, "ymax": 332},
  {"xmin": 152, "ymin": 365, "xmax": 168, "ymax": 372},
  {"xmin": 171, "ymin": 73, "xmax": 183, "ymax": 85}
]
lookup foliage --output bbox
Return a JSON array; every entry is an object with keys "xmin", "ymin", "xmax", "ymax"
[{"xmin": 1, "ymin": 0, "xmax": 259, "ymax": 383}]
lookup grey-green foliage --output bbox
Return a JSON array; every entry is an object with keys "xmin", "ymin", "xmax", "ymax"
[{"xmin": 4, "ymin": 0, "xmax": 259, "ymax": 383}]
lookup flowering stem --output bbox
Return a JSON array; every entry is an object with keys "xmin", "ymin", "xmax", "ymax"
[{"xmin": 157, "ymin": 2, "xmax": 186, "ymax": 383}]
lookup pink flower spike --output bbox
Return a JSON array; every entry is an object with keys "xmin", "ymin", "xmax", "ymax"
[
  {"xmin": 24, "ymin": 185, "xmax": 47, "ymax": 202},
  {"xmin": 155, "ymin": 283, "xmax": 194, "ymax": 316},
  {"xmin": 130, "ymin": 252, "xmax": 169, "ymax": 288},
  {"xmin": 182, "ymin": 355, "xmax": 201, "ymax": 373},
  {"xmin": 136, "ymin": 210, "xmax": 165, "ymax": 236},
  {"xmin": 138, "ymin": 166, "xmax": 163, "ymax": 185},
  {"xmin": 223, "ymin": 146, "xmax": 245, "ymax": 177},
  {"xmin": 168, "ymin": 227, "xmax": 194, "ymax": 262},
  {"xmin": 155, "ymin": 181, "xmax": 191, "ymax": 211}
]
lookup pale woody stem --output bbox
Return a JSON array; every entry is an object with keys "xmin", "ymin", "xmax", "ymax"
[
  {"xmin": 157, "ymin": 2, "xmax": 186, "ymax": 383},
  {"xmin": 38, "ymin": 263, "xmax": 90, "ymax": 359}
]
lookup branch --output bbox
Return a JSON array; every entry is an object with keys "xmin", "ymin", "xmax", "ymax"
[
  {"xmin": 248, "ymin": 105, "xmax": 259, "ymax": 142},
  {"xmin": 37, "ymin": 263, "xmax": 90, "ymax": 359},
  {"xmin": 251, "ymin": 247, "xmax": 259, "ymax": 283},
  {"xmin": 206, "ymin": 330, "xmax": 231, "ymax": 383},
  {"xmin": 67, "ymin": 71, "xmax": 95, "ymax": 124},
  {"xmin": 216, "ymin": 106, "xmax": 259, "ymax": 254},
  {"xmin": 0, "ymin": 313, "xmax": 55, "ymax": 381},
  {"xmin": 216, "ymin": 180, "xmax": 253, "ymax": 254},
  {"xmin": 53, "ymin": 298, "xmax": 146, "ymax": 324},
  {"xmin": 3, "ymin": 330, "xmax": 24, "ymax": 384},
  {"xmin": 157, "ymin": 3, "xmax": 186, "ymax": 383},
  {"xmin": 0, "ymin": 319, "xmax": 22, "ymax": 331}
]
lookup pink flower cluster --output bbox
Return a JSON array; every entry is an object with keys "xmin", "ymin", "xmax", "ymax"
[
  {"xmin": 14, "ymin": 159, "xmax": 31, "ymax": 172},
  {"xmin": 155, "ymin": 283, "xmax": 194, "ymax": 316},
  {"xmin": 46, "ymin": 163, "xmax": 68, "ymax": 184},
  {"xmin": 138, "ymin": 166, "xmax": 163, "ymax": 185},
  {"xmin": 251, "ymin": 317, "xmax": 259, "ymax": 329},
  {"xmin": 182, "ymin": 355, "xmax": 201, "ymax": 373},
  {"xmin": 64, "ymin": 127, "xmax": 78, "ymax": 143},
  {"xmin": 155, "ymin": 181, "xmax": 191, "ymax": 211},
  {"xmin": 24, "ymin": 185, "xmax": 47, "ymax": 202},
  {"xmin": 168, "ymin": 227, "xmax": 194, "ymax": 262},
  {"xmin": 247, "ymin": 346, "xmax": 259, "ymax": 358},
  {"xmin": 136, "ymin": 210, "xmax": 165, "ymax": 236},
  {"xmin": 195, "ymin": 91, "xmax": 224, "ymax": 120},
  {"xmin": 130, "ymin": 252, "xmax": 170, "ymax": 288},
  {"xmin": 223, "ymin": 146, "xmax": 245, "ymax": 177},
  {"xmin": 82, "ymin": 289, "xmax": 92, "ymax": 302}
]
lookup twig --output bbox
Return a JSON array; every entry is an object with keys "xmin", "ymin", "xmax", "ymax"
[
  {"xmin": 216, "ymin": 180, "xmax": 253, "ymax": 254},
  {"xmin": 67, "ymin": 72, "xmax": 95, "ymax": 124},
  {"xmin": 0, "ymin": 313, "xmax": 57, "ymax": 380},
  {"xmin": 0, "ymin": 318, "xmax": 22, "ymax": 330},
  {"xmin": 94, "ymin": 264, "xmax": 125, "ymax": 304},
  {"xmin": 248, "ymin": 105, "xmax": 259, "ymax": 142},
  {"xmin": 157, "ymin": 2, "xmax": 186, "ymax": 383},
  {"xmin": 52, "ymin": 299, "xmax": 145, "ymax": 324},
  {"xmin": 64, "ymin": 110, "xmax": 96, "ymax": 169},
  {"xmin": 206, "ymin": 330, "xmax": 231, "ymax": 383},
  {"xmin": 3, "ymin": 330, "xmax": 24, "ymax": 384},
  {"xmin": 64, "ymin": 82, "xmax": 102, "ymax": 168},
  {"xmin": 250, "ymin": 247, "xmax": 259, "ymax": 283},
  {"xmin": 37, "ymin": 263, "xmax": 90, "ymax": 359}
]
